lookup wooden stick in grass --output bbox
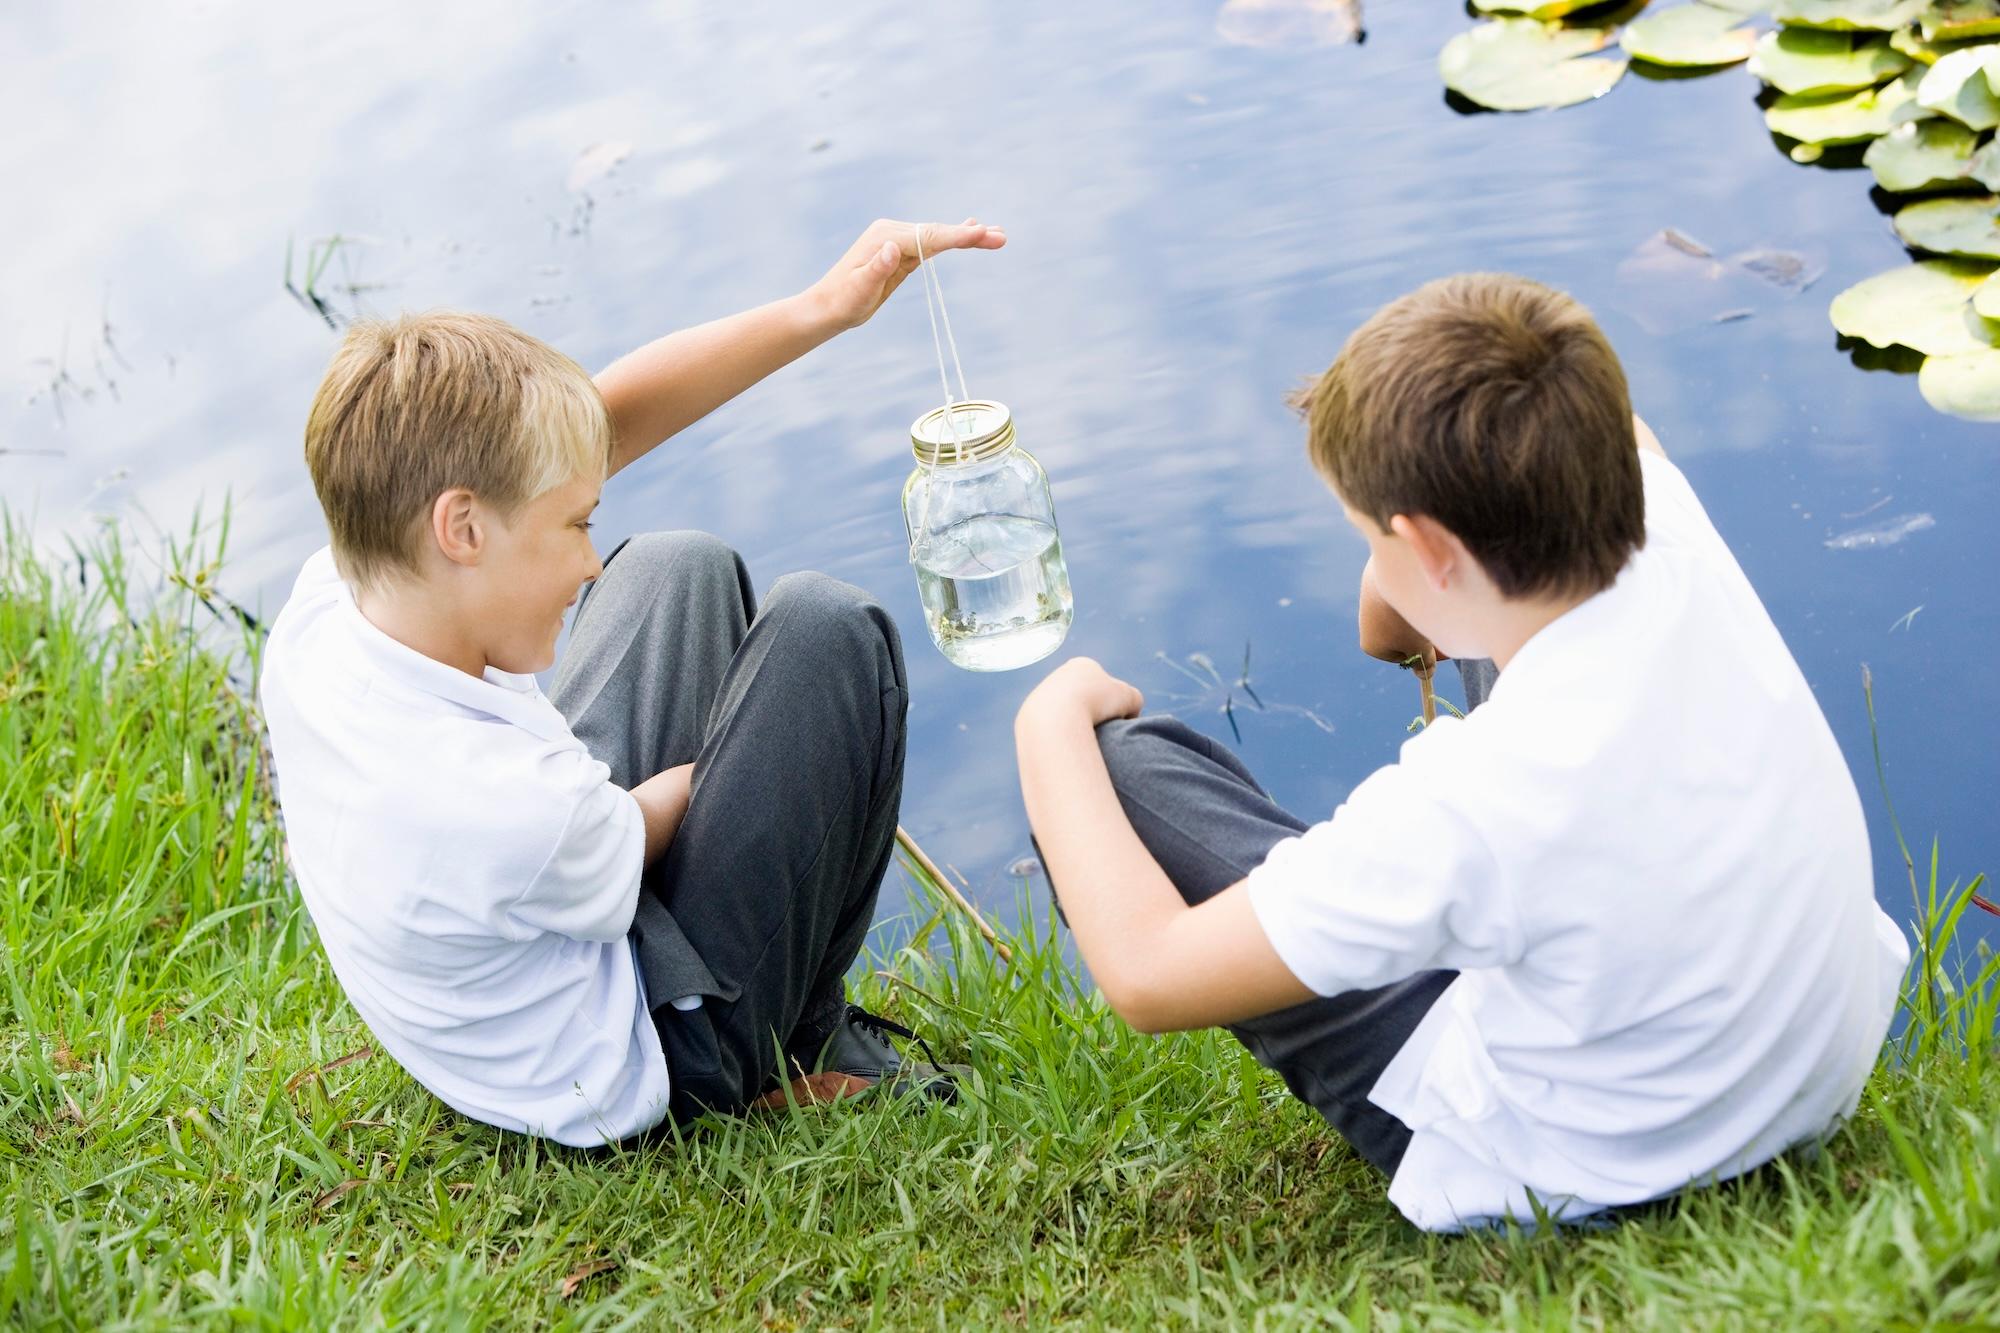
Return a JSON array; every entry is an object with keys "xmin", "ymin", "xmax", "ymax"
[{"xmin": 895, "ymin": 826, "xmax": 1013, "ymax": 964}]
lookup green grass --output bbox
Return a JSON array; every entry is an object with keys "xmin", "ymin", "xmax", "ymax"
[{"xmin": 3, "ymin": 517, "xmax": 1997, "ymax": 1331}]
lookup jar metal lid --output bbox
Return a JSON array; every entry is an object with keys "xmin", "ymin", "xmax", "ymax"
[{"xmin": 910, "ymin": 399, "xmax": 1015, "ymax": 465}]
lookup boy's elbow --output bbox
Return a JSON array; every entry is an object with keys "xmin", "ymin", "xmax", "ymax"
[{"xmin": 1097, "ymin": 965, "xmax": 1177, "ymax": 1035}]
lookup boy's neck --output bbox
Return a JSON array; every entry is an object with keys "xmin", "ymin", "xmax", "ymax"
[
  {"xmin": 354, "ymin": 581, "xmax": 490, "ymax": 680},
  {"xmin": 1482, "ymin": 588, "xmax": 1594, "ymax": 672}
]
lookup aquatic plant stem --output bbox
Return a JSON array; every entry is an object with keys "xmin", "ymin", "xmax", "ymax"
[
  {"xmin": 895, "ymin": 825, "xmax": 1014, "ymax": 963},
  {"xmin": 1419, "ymin": 668, "xmax": 1437, "ymax": 726}
]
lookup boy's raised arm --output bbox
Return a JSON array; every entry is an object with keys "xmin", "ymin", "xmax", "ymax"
[{"xmin": 596, "ymin": 219, "xmax": 1006, "ymax": 477}]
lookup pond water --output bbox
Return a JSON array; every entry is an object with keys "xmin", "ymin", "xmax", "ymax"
[{"xmin": 4, "ymin": 2, "xmax": 1994, "ymax": 955}]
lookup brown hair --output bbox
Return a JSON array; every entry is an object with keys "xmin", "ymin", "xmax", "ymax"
[
  {"xmin": 302, "ymin": 312, "xmax": 612, "ymax": 590},
  {"xmin": 1293, "ymin": 273, "xmax": 1643, "ymax": 599}
]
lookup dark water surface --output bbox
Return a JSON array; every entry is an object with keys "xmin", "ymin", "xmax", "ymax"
[{"xmin": 5, "ymin": 3, "xmax": 1994, "ymax": 951}]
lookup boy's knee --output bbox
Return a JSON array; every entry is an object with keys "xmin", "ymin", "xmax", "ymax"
[
  {"xmin": 1097, "ymin": 715, "xmax": 1207, "ymax": 791},
  {"xmin": 766, "ymin": 572, "xmax": 903, "ymax": 663},
  {"xmin": 613, "ymin": 530, "xmax": 738, "ymax": 584}
]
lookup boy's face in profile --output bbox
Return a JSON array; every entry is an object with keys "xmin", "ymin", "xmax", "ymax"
[
  {"xmin": 470, "ymin": 467, "xmax": 604, "ymax": 675},
  {"xmin": 1339, "ymin": 496, "xmax": 1480, "ymax": 663}
]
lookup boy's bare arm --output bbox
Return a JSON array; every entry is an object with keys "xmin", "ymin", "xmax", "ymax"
[
  {"xmin": 1014, "ymin": 659, "xmax": 1316, "ymax": 1033},
  {"xmin": 631, "ymin": 763, "xmax": 695, "ymax": 864},
  {"xmin": 597, "ymin": 219, "xmax": 1006, "ymax": 477}
]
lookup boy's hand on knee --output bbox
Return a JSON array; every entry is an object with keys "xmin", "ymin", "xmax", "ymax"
[
  {"xmin": 1017, "ymin": 657, "xmax": 1144, "ymax": 732},
  {"xmin": 806, "ymin": 218, "xmax": 1007, "ymax": 332}
]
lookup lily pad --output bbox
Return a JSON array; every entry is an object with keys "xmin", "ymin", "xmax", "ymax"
[
  {"xmin": 1765, "ymin": 70, "xmax": 1921, "ymax": 154},
  {"xmin": 1914, "ymin": 45, "xmax": 2000, "ymax": 127},
  {"xmin": 1865, "ymin": 117, "xmax": 1983, "ymax": 189},
  {"xmin": 1895, "ymin": 193, "xmax": 2000, "ymax": 256},
  {"xmin": 1921, "ymin": 0, "xmax": 2000, "ymax": 39},
  {"xmin": 1969, "ymin": 138, "xmax": 2000, "ymax": 188},
  {"xmin": 1440, "ymin": 19, "xmax": 1630, "ymax": 110},
  {"xmin": 1919, "ymin": 346, "xmax": 2000, "ymax": 416},
  {"xmin": 1976, "ymin": 269, "xmax": 2000, "ymax": 316},
  {"xmin": 1750, "ymin": 28, "xmax": 1914, "ymax": 91},
  {"xmin": 1708, "ymin": 0, "xmax": 1778, "ymax": 11},
  {"xmin": 1890, "ymin": 24, "xmax": 1990, "ymax": 62},
  {"xmin": 1471, "ymin": 0, "xmax": 1614, "ymax": 17},
  {"xmin": 1828, "ymin": 257, "xmax": 1997, "ymax": 353},
  {"xmin": 1625, "ymin": 4, "xmax": 1760, "ymax": 64},
  {"xmin": 1772, "ymin": 0, "xmax": 1927, "ymax": 29}
]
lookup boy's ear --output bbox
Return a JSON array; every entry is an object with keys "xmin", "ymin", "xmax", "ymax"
[
  {"xmin": 430, "ymin": 488, "xmax": 485, "ymax": 568},
  {"xmin": 1388, "ymin": 513, "xmax": 1464, "ymax": 592}
]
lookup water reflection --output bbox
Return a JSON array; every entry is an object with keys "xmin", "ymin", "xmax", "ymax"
[{"xmin": 2, "ymin": 2, "xmax": 1992, "ymax": 950}]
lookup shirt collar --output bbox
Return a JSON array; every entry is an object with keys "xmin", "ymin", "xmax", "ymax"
[{"xmin": 333, "ymin": 582, "xmax": 574, "ymax": 744}]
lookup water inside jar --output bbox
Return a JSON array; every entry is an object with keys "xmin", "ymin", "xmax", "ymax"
[{"xmin": 912, "ymin": 513, "xmax": 1073, "ymax": 671}]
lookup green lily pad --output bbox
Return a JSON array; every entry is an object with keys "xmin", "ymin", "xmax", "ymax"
[
  {"xmin": 1625, "ymin": 4, "xmax": 1760, "ymax": 64},
  {"xmin": 1890, "ymin": 25, "xmax": 1991, "ymax": 62},
  {"xmin": 1968, "ymin": 137, "xmax": 2000, "ymax": 188},
  {"xmin": 1914, "ymin": 45, "xmax": 2000, "ymax": 126},
  {"xmin": 1772, "ymin": 0, "xmax": 1927, "ymax": 29},
  {"xmin": 1920, "ymin": 346, "xmax": 2000, "ymax": 416},
  {"xmin": 1975, "ymin": 269, "xmax": 2000, "ymax": 315},
  {"xmin": 1708, "ymin": 0, "xmax": 1777, "ymax": 11},
  {"xmin": 1765, "ymin": 70, "xmax": 1921, "ymax": 154},
  {"xmin": 1896, "ymin": 193, "xmax": 2000, "ymax": 256},
  {"xmin": 1828, "ymin": 257, "xmax": 1997, "ymax": 353},
  {"xmin": 1750, "ymin": 28, "xmax": 1914, "ymax": 91},
  {"xmin": 1864, "ymin": 117, "xmax": 1983, "ymax": 189},
  {"xmin": 1471, "ymin": 0, "xmax": 1614, "ymax": 17},
  {"xmin": 1440, "ymin": 19, "xmax": 1630, "ymax": 110},
  {"xmin": 1921, "ymin": 0, "xmax": 2000, "ymax": 39}
]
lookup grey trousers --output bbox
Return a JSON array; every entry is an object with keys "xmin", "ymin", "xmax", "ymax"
[
  {"xmin": 1082, "ymin": 655, "xmax": 1497, "ymax": 1176},
  {"xmin": 549, "ymin": 532, "xmax": 908, "ymax": 1122}
]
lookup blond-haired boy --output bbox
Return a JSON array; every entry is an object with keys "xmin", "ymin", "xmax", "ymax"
[
  {"xmin": 262, "ymin": 220, "xmax": 1002, "ymax": 1144},
  {"xmin": 1014, "ymin": 273, "xmax": 1908, "ymax": 1231}
]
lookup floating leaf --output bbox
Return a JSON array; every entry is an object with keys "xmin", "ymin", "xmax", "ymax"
[
  {"xmin": 1626, "ymin": 4, "xmax": 1760, "ymax": 64},
  {"xmin": 1896, "ymin": 193, "xmax": 2000, "ymax": 256},
  {"xmin": 1920, "ymin": 346, "xmax": 2000, "ymax": 415},
  {"xmin": 1969, "ymin": 137, "xmax": 2000, "ymax": 187},
  {"xmin": 1765, "ymin": 69, "xmax": 1921, "ymax": 152},
  {"xmin": 1921, "ymin": 0, "xmax": 2000, "ymax": 39},
  {"xmin": 1865, "ymin": 117, "xmax": 1983, "ymax": 189},
  {"xmin": 1709, "ymin": 0, "xmax": 1778, "ymax": 11},
  {"xmin": 1829, "ymin": 257, "xmax": 1997, "ymax": 353},
  {"xmin": 1892, "ymin": 26, "xmax": 1957, "ymax": 61},
  {"xmin": 1735, "ymin": 246, "xmax": 1828, "ymax": 288},
  {"xmin": 1471, "ymin": 0, "xmax": 1611, "ymax": 18},
  {"xmin": 1440, "ymin": 19, "xmax": 1629, "ymax": 110},
  {"xmin": 1976, "ymin": 269, "xmax": 2000, "ymax": 315},
  {"xmin": 1772, "ymin": 0, "xmax": 1927, "ymax": 28},
  {"xmin": 1750, "ymin": 28, "xmax": 1913, "ymax": 91},
  {"xmin": 1914, "ymin": 45, "xmax": 2000, "ymax": 126}
]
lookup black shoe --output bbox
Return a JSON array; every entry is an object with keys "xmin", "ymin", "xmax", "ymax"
[{"xmin": 797, "ymin": 1005, "xmax": 963, "ymax": 1104}]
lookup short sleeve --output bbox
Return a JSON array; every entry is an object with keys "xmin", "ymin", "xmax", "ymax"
[
  {"xmin": 507, "ymin": 752, "xmax": 646, "ymax": 943},
  {"xmin": 1245, "ymin": 759, "xmax": 1523, "ymax": 997}
]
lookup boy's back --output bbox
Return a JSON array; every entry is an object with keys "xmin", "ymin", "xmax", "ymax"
[{"xmin": 1246, "ymin": 448, "xmax": 1906, "ymax": 1228}]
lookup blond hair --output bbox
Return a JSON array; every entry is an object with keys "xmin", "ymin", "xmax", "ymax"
[
  {"xmin": 1292, "ymin": 273, "xmax": 1643, "ymax": 600},
  {"xmin": 303, "ymin": 311, "xmax": 612, "ymax": 589}
]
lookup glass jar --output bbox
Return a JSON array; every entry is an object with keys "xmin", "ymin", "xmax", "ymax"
[{"xmin": 902, "ymin": 399, "xmax": 1073, "ymax": 672}]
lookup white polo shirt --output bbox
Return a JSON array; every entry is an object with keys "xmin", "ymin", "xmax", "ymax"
[
  {"xmin": 1247, "ymin": 451, "xmax": 1908, "ymax": 1232},
  {"xmin": 260, "ymin": 548, "xmax": 670, "ymax": 1146}
]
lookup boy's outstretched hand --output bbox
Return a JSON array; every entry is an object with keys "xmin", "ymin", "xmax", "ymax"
[{"xmin": 807, "ymin": 218, "xmax": 1007, "ymax": 333}]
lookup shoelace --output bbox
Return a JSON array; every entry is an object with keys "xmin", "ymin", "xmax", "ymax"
[{"xmin": 845, "ymin": 1003, "xmax": 945, "ymax": 1074}]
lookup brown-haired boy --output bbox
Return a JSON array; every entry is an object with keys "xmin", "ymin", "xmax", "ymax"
[
  {"xmin": 1014, "ymin": 273, "xmax": 1907, "ymax": 1231},
  {"xmin": 261, "ymin": 219, "xmax": 1001, "ymax": 1145}
]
